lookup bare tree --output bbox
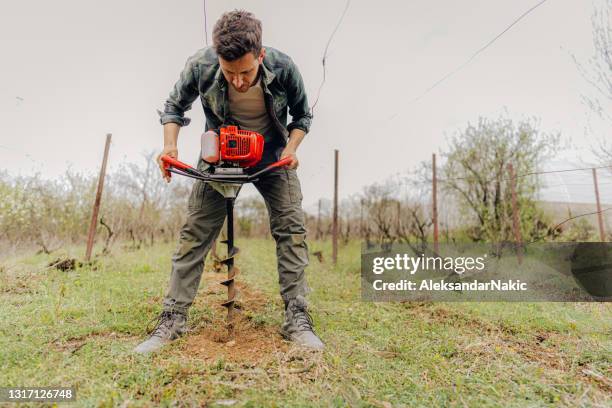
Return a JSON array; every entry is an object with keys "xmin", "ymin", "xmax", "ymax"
[
  {"xmin": 362, "ymin": 182, "xmax": 398, "ymax": 245},
  {"xmin": 574, "ymin": 0, "xmax": 612, "ymax": 166},
  {"xmin": 396, "ymin": 201, "xmax": 432, "ymax": 248}
]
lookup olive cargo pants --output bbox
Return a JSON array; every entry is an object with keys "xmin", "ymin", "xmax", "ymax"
[{"xmin": 162, "ymin": 167, "xmax": 310, "ymax": 315}]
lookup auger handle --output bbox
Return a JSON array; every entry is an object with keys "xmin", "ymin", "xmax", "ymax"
[
  {"xmin": 161, "ymin": 155, "xmax": 195, "ymax": 172},
  {"xmin": 248, "ymin": 156, "xmax": 294, "ymax": 179},
  {"xmin": 160, "ymin": 155, "xmax": 294, "ymax": 183},
  {"xmin": 160, "ymin": 155, "xmax": 205, "ymax": 180},
  {"xmin": 268, "ymin": 156, "xmax": 293, "ymax": 169}
]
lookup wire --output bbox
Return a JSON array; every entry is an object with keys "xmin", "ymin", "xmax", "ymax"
[
  {"xmin": 387, "ymin": 0, "xmax": 550, "ymax": 121},
  {"xmin": 511, "ymin": 165, "xmax": 612, "ymax": 180},
  {"xmin": 428, "ymin": 163, "xmax": 612, "ymax": 243},
  {"xmin": 0, "ymin": 145, "xmax": 42, "ymax": 166},
  {"xmin": 542, "ymin": 182, "xmax": 612, "ymax": 188},
  {"xmin": 524, "ymin": 207, "xmax": 612, "ymax": 245},
  {"xmin": 203, "ymin": 0, "xmax": 209, "ymax": 46},
  {"xmin": 310, "ymin": 0, "xmax": 351, "ymax": 116},
  {"xmin": 437, "ymin": 165, "xmax": 612, "ymax": 184}
]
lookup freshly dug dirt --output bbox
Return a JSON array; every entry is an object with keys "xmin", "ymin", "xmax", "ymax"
[
  {"xmin": 48, "ymin": 258, "xmax": 78, "ymax": 271},
  {"xmin": 180, "ymin": 273, "xmax": 289, "ymax": 363}
]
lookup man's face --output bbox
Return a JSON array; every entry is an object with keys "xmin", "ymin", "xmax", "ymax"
[{"xmin": 219, "ymin": 48, "xmax": 265, "ymax": 93}]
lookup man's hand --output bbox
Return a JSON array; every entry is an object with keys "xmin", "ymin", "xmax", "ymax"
[
  {"xmin": 157, "ymin": 146, "xmax": 178, "ymax": 183},
  {"xmin": 281, "ymin": 129, "xmax": 306, "ymax": 170},
  {"xmin": 280, "ymin": 147, "xmax": 299, "ymax": 169},
  {"xmin": 159, "ymin": 123, "xmax": 181, "ymax": 183}
]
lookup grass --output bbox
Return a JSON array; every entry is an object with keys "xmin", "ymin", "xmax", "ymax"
[{"xmin": 1, "ymin": 238, "xmax": 610, "ymax": 407}]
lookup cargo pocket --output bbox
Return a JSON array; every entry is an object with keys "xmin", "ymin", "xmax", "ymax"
[
  {"xmin": 187, "ymin": 180, "xmax": 207, "ymax": 210},
  {"xmin": 291, "ymin": 233, "xmax": 306, "ymax": 245},
  {"xmin": 285, "ymin": 169, "xmax": 303, "ymax": 204}
]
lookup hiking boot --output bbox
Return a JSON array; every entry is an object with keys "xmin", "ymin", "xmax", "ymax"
[
  {"xmin": 280, "ymin": 295, "xmax": 324, "ymax": 350},
  {"xmin": 133, "ymin": 310, "xmax": 187, "ymax": 354}
]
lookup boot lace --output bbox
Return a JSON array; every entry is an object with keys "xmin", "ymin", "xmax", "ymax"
[
  {"xmin": 291, "ymin": 304, "xmax": 315, "ymax": 332},
  {"xmin": 145, "ymin": 310, "xmax": 176, "ymax": 338}
]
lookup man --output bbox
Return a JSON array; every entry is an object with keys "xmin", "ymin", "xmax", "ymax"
[{"xmin": 134, "ymin": 10, "xmax": 324, "ymax": 353}]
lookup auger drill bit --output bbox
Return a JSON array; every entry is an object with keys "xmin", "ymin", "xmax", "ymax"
[{"xmin": 220, "ymin": 198, "xmax": 240, "ymax": 325}]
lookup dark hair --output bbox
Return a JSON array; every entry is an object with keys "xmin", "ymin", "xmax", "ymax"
[{"xmin": 212, "ymin": 10, "xmax": 262, "ymax": 61}]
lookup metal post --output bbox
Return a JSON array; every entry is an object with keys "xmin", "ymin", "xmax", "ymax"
[
  {"xmin": 432, "ymin": 153, "xmax": 439, "ymax": 254},
  {"xmin": 85, "ymin": 133, "xmax": 112, "ymax": 261},
  {"xmin": 316, "ymin": 198, "xmax": 322, "ymax": 240},
  {"xmin": 332, "ymin": 149, "xmax": 339, "ymax": 264},
  {"xmin": 360, "ymin": 198, "xmax": 364, "ymax": 238},
  {"xmin": 508, "ymin": 163, "xmax": 523, "ymax": 263},
  {"xmin": 592, "ymin": 168, "xmax": 606, "ymax": 241},
  {"xmin": 396, "ymin": 201, "xmax": 401, "ymax": 236}
]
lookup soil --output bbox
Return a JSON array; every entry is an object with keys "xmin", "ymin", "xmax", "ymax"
[
  {"xmin": 48, "ymin": 257, "xmax": 78, "ymax": 271},
  {"xmin": 180, "ymin": 273, "xmax": 289, "ymax": 364}
]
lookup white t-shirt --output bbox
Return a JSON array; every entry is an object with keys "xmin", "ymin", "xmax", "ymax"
[{"xmin": 227, "ymin": 78, "xmax": 276, "ymax": 140}]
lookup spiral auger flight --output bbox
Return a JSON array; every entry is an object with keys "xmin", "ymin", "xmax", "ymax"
[{"xmin": 220, "ymin": 198, "xmax": 240, "ymax": 325}]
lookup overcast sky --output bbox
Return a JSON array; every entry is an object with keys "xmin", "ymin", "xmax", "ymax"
[{"xmin": 1, "ymin": 0, "xmax": 610, "ymax": 209}]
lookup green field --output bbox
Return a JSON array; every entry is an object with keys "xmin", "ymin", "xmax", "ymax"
[{"xmin": 1, "ymin": 239, "xmax": 611, "ymax": 407}]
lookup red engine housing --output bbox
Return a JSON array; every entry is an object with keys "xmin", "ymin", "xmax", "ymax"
[{"xmin": 219, "ymin": 126, "xmax": 264, "ymax": 168}]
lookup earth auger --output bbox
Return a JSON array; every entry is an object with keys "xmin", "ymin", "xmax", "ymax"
[
  {"xmin": 220, "ymin": 197, "xmax": 238, "ymax": 321},
  {"xmin": 161, "ymin": 126, "xmax": 292, "ymax": 328}
]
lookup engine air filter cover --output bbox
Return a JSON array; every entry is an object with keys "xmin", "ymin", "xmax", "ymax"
[{"xmin": 220, "ymin": 126, "xmax": 264, "ymax": 168}]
